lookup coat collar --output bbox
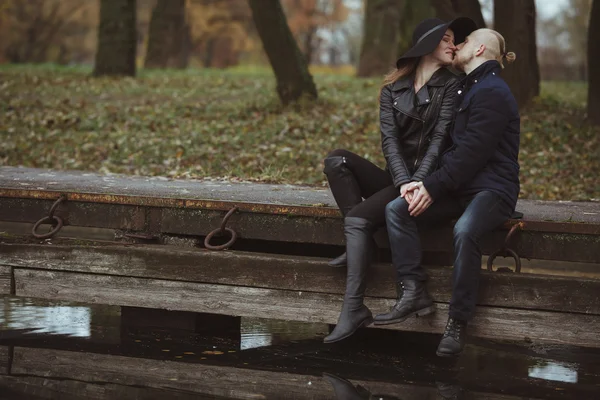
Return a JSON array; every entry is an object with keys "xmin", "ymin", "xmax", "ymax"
[
  {"xmin": 391, "ymin": 67, "xmax": 454, "ymax": 92},
  {"xmin": 463, "ymin": 60, "xmax": 501, "ymax": 87}
]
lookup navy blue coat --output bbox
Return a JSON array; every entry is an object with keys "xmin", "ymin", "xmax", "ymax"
[{"xmin": 423, "ymin": 60, "xmax": 520, "ymax": 210}]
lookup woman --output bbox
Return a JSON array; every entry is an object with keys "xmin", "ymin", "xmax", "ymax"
[{"xmin": 323, "ymin": 17, "xmax": 477, "ymax": 343}]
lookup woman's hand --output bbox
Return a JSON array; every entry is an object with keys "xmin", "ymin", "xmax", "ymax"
[{"xmin": 399, "ymin": 183, "xmax": 413, "ymax": 204}]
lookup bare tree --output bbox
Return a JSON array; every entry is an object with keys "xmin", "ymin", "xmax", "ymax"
[
  {"xmin": 248, "ymin": 0, "xmax": 317, "ymax": 104},
  {"xmin": 145, "ymin": 0, "xmax": 190, "ymax": 69},
  {"xmin": 357, "ymin": 0, "xmax": 406, "ymax": 77},
  {"xmin": 93, "ymin": 0, "xmax": 137, "ymax": 77},
  {"xmin": 431, "ymin": 0, "xmax": 485, "ymax": 28},
  {"xmin": 494, "ymin": 0, "xmax": 540, "ymax": 108},
  {"xmin": 397, "ymin": 1, "xmax": 434, "ymax": 57},
  {"xmin": 589, "ymin": 0, "xmax": 600, "ymax": 125}
]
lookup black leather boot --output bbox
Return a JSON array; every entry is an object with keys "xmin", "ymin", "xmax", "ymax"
[
  {"xmin": 373, "ymin": 279, "xmax": 435, "ymax": 325},
  {"xmin": 324, "ymin": 217, "xmax": 374, "ymax": 343},
  {"xmin": 323, "ymin": 156, "xmax": 364, "ymax": 268},
  {"xmin": 436, "ymin": 317, "xmax": 467, "ymax": 357},
  {"xmin": 323, "ymin": 373, "xmax": 370, "ymax": 400},
  {"xmin": 328, "ymin": 235, "xmax": 378, "ymax": 268},
  {"xmin": 328, "ymin": 252, "xmax": 348, "ymax": 268}
]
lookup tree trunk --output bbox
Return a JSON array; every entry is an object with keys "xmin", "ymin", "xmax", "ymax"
[
  {"xmin": 431, "ymin": 0, "xmax": 485, "ymax": 28},
  {"xmin": 494, "ymin": 0, "xmax": 539, "ymax": 108},
  {"xmin": 358, "ymin": 0, "xmax": 406, "ymax": 77},
  {"xmin": 588, "ymin": 0, "xmax": 600, "ymax": 125},
  {"xmin": 144, "ymin": 0, "xmax": 188, "ymax": 69},
  {"xmin": 93, "ymin": 0, "xmax": 137, "ymax": 77},
  {"xmin": 397, "ymin": 0, "xmax": 434, "ymax": 57},
  {"xmin": 454, "ymin": 0, "xmax": 485, "ymax": 28},
  {"xmin": 248, "ymin": 0, "xmax": 317, "ymax": 104}
]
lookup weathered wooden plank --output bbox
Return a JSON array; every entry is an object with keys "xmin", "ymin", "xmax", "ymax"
[
  {"xmin": 8, "ymin": 347, "xmax": 545, "ymax": 400},
  {"xmin": 11, "ymin": 347, "xmax": 333, "ymax": 400},
  {"xmin": 13, "ymin": 269, "xmax": 600, "ymax": 347},
  {"xmin": 0, "ymin": 266, "xmax": 12, "ymax": 295},
  {"xmin": 0, "ymin": 346, "xmax": 10, "ymax": 375},
  {"xmin": 1, "ymin": 167, "xmax": 598, "ymax": 226},
  {"xmin": 0, "ymin": 375, "xmax": 212, "ymax": 400},
  {"xmin": 3, "ymin": 244, "xmax": 600, "ymax": 315},
  {"xmin": 1, "ymin": 197, "xmax": 598, "ymax": 263}
]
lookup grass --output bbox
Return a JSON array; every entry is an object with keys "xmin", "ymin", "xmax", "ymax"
[{"xmin": 0, "ymin": 64, "xmax": 598, "ymax": 201}]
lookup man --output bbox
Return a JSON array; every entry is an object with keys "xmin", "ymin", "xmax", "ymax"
[{"xmin": 373, "ymin": 28, "xmax": 520, "ymax": 357}]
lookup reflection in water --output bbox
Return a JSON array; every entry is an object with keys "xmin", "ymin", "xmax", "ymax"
[
  {"xmin": 529, "ymin": 360, "xmax": 578, "ymax": 383},
  {"xmin": 1, "ymin": 298, "xmax": 91, "ymax": 338},
  {"xmin": 1, "ymin": 296, "xmax": 599, "ymax": 400},
  {"xmin": 241, "ymin": 318, "xmax": 326, "ymax": 350}
]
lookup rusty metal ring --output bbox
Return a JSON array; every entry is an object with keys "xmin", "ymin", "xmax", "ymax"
[
  {"xmin": 504, "ymin": 221, "xmax": 524, "ymax": 247},
  {"xmin": 487, "ymin": 248, "xmax": 521, "ymax": 273},
  {"xmin": 32, "ymin": 216, "xmax": 64, "ymax": 239},
  {"xmin": 219, "ymin": 207, "xmax": 239, "ymax": 233},
  {"xmin": 204, "ymin": 227, "xmax": 237, "ymax": 251},
  {"xmin": 48, "ymin": 195, "xmax": 67, "ymax": 219}
]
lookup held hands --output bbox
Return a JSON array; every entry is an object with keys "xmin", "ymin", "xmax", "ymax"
[
  {"xmin": 399, "ymin": 183, "xmax": 417, "ymax": 204},
  {"xmin": 404, "ymin": 182, "xmax": 433, "ymax": 217}
]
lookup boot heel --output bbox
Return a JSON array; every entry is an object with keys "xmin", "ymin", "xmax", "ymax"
[{"xmin": 416, "ymin": 305, "xmax": 436, "ymax": 317}]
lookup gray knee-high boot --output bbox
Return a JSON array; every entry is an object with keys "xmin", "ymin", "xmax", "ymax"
[
  {"xmin": 324, "ymin": 217, "xmax": 374, "ymax": 343},
  {"xmin": 323, "ymin": 156, "xmax": 364, "ymax": 268}
]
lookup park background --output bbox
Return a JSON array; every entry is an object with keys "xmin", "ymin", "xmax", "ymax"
[{"xmin": 0, "ymin": 0, "xmax": 598, "ymax": 201}]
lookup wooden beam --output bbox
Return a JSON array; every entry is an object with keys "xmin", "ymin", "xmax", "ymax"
[
  {"xmin": 0, "ymin": 266, "xmax": 12, "ymax": 295},
  {"xmin": 3, "ymin": 244, "xmax": 600, "ymax": 315},
  {"xmin": 0, "ymin": 346, "xmax": 10, "ymax": 375},
  {"xmin": 11, "ymin": 347, "xmax": 333, "ymax": 399},
  {"xmin": 8, "ymin": 347, "xmax": 546, "ymax": 400},
  {"xmin": 0, "ymin": 375, "xmax": 207, "ymax": 400},
  {"xmin": 13, "ymin": 269, "xmax": 600, "ymax": 347},
  {"xmin": 1, "ymin": 197, "xmax": 598, "ymax": 263}
]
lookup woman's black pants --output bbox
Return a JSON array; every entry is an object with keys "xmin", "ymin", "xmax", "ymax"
[{"xmin": 323, "ymin": 149, "xmax": 398, "ymax": 227}]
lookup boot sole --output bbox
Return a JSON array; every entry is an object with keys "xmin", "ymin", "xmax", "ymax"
[
  {"xmin": 323, "ymin": 316, "xmax": 374, "ymax": 344},
  {"xmin": 373, "ymin": 305, "xmax": 436, "ymax": 326},
  {"xmin": 436, "ymin": 349, "xmax": 462, "ymax": 358}
]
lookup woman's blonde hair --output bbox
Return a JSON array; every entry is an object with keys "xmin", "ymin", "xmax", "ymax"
[{"xmin": 379, "ymin": 58, "xmax": 419, "ymax": 101}]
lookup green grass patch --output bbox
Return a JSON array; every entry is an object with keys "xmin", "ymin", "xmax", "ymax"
[{"xmin": 0, "ymin": 64, "xmax": 598, "ymax": 201}]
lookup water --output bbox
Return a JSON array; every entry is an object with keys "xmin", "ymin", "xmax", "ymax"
[{"xmin": 1, "ymin": 297, "xmax": 599, "ymax": 399}]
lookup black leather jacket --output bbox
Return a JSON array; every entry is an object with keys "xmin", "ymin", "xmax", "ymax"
[{"xmin": 380, "ymin": 67, "xmax": 460, "ymax": 188}]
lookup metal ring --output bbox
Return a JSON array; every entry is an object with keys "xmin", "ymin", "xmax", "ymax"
[
  {"xmin": 219, "ymin": 207, "xmax": 238, "ymax": 233},
  {"xmin": 504, "ymin": 221, "xmax": 524, "ymax": 247},
  {"xmin": 487, "ymin": 248, "xmax": 521, "ymax": 273},
  {"xmin": 48, "ymin": 195, "xmax": 67, "ymax": 219},
  {"xmin": 32, "ymin": 216, "xmax": 64, "ymax": 239},
  {"xmin": 204, "ymin": 227, "xmax": 237, "ymax": 251}
]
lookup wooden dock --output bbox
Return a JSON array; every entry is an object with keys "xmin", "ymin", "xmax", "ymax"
[{"xmin": 1, "ymin": 167, "xmax": 599, "ymax": 348}]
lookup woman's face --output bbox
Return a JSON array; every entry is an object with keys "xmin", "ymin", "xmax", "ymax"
[{"xmin": 431, "ymin": 29, "xmax": 456, "ymax": 65}]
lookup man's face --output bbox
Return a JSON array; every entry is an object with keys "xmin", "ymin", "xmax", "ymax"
[{"xmin": 452, "ymin": 35, "xmax": 475, "ymax": 72}]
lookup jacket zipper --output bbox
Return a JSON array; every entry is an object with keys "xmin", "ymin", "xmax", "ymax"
[
  {"xmin": 394, "ymin": 105, "xmax": 424, "ymax": 122},
  {"xmin": 413, "ymin": 90, "xmax": 440, "ymax": 168}
]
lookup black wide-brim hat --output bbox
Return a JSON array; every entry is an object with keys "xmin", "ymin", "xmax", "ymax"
[{"xmin": 396, "ymin": 17, "xmax": 477, "ymax": 68}]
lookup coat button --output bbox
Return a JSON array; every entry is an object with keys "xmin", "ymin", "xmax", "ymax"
[
  {"xmin": 474, "ymin": 79, "xmax": 478, "ymax": 83},
  {"xmin": 492, "ymin": 72, "xmax": 496, "ymax": 75},
  {"xmin": 425, "ymin": 99, "xmax": 429, "ymax": 102}
]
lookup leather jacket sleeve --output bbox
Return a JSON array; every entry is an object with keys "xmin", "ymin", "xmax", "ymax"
[
  {"xmin": 380, "ymin": 85, "xmax": 412, "ymax": 188},
  {"xmin": 412, "ymin": 79, "xmax": 460, "ymax": 182}
]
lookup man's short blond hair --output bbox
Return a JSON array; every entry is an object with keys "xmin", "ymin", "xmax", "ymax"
[{"xmin": 472, "ymin": 28, "xmax": 516, "ymax": 68}]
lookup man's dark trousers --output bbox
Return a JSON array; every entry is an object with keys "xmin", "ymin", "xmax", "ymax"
[{"xmin": 385, "ymin": 190, "xmax": 513, "ymax": 321}]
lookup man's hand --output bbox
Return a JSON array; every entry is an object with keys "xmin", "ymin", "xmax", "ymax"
[{"xmin": 406, "ymin": 182, "xmax": 433, "ymax": 217}]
